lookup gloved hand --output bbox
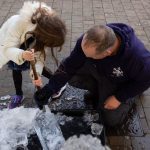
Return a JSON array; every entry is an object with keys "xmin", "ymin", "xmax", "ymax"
[{"xmin": 34, "ymin": 84, "xmax": 52, "ymax": 109}]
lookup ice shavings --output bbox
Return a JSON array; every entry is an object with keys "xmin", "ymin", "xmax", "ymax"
[
  {"xmin": 61, "ymin": 135, "xmax": 110, "ymax": 150},
  {"xmin": 0, "ymin": 107, "xmax": 38, "ymax": 150},
  {"xmin": 83, "ymin": 111, "xmax": 100, "ymax": 125},
  {"xmin": 55, "ymin": 113, "xmax": 73, "ymax": 125}
]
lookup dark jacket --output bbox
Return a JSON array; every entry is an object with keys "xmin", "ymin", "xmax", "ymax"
[{"xmin": 45, "ymin": 23, "xmax": 150, "ymax": 102}]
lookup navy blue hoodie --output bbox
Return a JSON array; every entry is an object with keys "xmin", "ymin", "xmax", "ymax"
[{"xmin": 46, "ymin": 23, "xmax": 150, "ymax": 102}]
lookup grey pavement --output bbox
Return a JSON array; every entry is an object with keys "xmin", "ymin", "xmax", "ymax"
[{"xmin": 0, "ymin": 0, "xmax": 150, "ymax": 149}]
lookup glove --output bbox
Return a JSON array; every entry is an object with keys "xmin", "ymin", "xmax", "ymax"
[{"xmin": 34, "ymin": 84, "xmax": 53, "ymax": 109}]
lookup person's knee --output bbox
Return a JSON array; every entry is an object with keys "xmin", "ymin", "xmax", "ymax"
[
  {"xmin": 102, "ymin": 106, "xmax": 129, "ymax": 127},
  {"xmin": 103, "ymin": 116, "xmax": 121, "ymax": 127}
]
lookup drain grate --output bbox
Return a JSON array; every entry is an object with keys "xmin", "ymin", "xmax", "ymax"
[{"xmin": 106, "ymin": 104, "xmax": 144, "ymax": 137}]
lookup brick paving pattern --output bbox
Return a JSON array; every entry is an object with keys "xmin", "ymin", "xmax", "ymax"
[{"xmin": 0, "ymin": 0, "xmax": 150, "ymax": 149}]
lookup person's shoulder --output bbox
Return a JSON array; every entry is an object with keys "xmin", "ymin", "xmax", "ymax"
[
  {"xmin": 19, "ymin": 1, "xmax": 53, "ymax": 23},
  {"xmin": 107, "ymin": 23, "xmax": 133, "ymax": 31},
  {"xmin": 76, "ymin": 34, "xmax": 84, "ymax": 45},
  {"xmin": 127, "ymin": 42, "xmax": 150, "ymax": 67},
  {"xmin": 0, "ymin": 15, "xmax": 21, "ymax": 32},
  {"xmin": 5, "ymin": 15, "xmax": 20, "ymax": 23}
]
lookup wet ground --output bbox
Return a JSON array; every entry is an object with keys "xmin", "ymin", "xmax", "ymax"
[{"xmin": 0, "ymin": 0, "xmax": 150, "ymax": 149}]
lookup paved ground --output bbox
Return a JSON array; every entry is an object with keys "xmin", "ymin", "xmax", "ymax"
[{"xmin": 0, "ymin": 0, "xmax": 150, "ymax": 149}]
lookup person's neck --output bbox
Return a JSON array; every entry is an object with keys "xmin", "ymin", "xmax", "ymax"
[{"xmin": 110, "ymin": 35, "xmax": 121, "ymax": 56}]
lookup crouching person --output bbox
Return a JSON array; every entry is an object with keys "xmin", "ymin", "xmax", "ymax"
[{"xmin": 34, "ymin": 23, "xmax": 150, "ymax": 127}]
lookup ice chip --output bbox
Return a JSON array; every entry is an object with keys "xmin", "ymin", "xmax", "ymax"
[
  {"xmin": 91, "ymin": 123, "xmax": 103, "ymax": 135},
  {"xmin": 93, "ymin": 113, "xmax": 99, "ymax": 121}
]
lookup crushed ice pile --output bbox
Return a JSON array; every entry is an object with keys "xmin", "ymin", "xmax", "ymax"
[
  {"xmin": 0, "ymin": 107, "xmax": 38, "ymax": 150},
  {"xmin": 61, "ymin": 135, "xmax": 110, "ymax": 150},
  {"xmin": 0, "ymin": 107, "xmax": 110, "ymax": 150}
]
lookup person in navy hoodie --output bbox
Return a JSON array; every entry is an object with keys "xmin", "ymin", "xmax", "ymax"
[{"xmin": 34, "ymin": 23, "xmax": 150, "ymax": 126}]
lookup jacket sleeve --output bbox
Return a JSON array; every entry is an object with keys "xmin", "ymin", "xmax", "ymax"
[
  {"xmin": 3, "ymin": 16, "xmax": 25, "ymax": 65},
  {"xmin": 44, "ymin": 36, "xmax": 86, "ymax": 94},
  {"xmin": 115, "ymin": 60, "xmax": 150, "ymax": 102}
]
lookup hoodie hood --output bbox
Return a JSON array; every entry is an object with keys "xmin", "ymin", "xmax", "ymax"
[
  {"xmin": 107, "ymin": 23, "xmax": 133, "ymax": 44},
  {"xmin": 105, "ymin": 23, "xmax": 136, "ymax": 59}
]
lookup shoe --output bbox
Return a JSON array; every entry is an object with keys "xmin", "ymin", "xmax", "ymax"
[
  {"xmin": 8, "ymin": 95, "xmax": 24, "ymax": 109},
  {"xmin": 52, "ymin": 85, "xmax": 66, "ymax": 99}
]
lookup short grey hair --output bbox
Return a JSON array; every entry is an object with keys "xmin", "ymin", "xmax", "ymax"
[{"xmin": 85, "ymin": 25, "xmax": 117, "ymax": 52}]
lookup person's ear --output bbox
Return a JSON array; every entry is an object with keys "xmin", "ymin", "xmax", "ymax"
[{"xmin": 106, "ymin": 49, "xmax": 113, "ymax": 56}]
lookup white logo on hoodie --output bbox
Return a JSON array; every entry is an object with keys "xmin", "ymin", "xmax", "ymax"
[{"xmin": 112, "ymin": 67, "xmax": 124, "ymax": 77}]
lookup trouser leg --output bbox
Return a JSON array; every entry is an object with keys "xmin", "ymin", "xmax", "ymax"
[
  {"xmin": 102, "ymin": 98, "xmax": 135, "ymax": 127},
  {"xmin": 12, "ymin": 70, "xmax": 23, "ymax": 96}
]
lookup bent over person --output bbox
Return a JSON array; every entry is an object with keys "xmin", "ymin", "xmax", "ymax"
[
  {"xmin": 0, "ymin": 1, "xmax": 66, "ymax": 109},
  {"xmin": 34, "ymin": 23, "xmax": 150, "ymax": 127}
]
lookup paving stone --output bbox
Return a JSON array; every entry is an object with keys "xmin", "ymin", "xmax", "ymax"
[
  {"xmin": 137, "ymin": 105, "xmax": 145, "ymax": 118},
  {"xmin": 109, "ymin": 145, "xmax": 132, "ymax": 150},
  {"xmin": 144, "ymin": 108, "xmax": 150, "ymax": 128},
  {"xmin": 145, "ymin": 44, "xmax": 150, "ymax": 51},
  {"xmin": 0, "ymin": 0, "xmax": 150, "ymax": 149},
  {"xmin": 72, "ymin": 16, "xmax": 83, "ymax": 22},
  {"xmin": 137, "ymin": 35, "xmax": 150, "ymax": 46},
  {"xmin": 143, "ymin": 88, "xmax": 150, "ymax": 96},
  {"xmin": 125, "ymin": 10, "xmax": 137, "ymax": 17},
  {"xmin": 137, "ymin": 13, "xmax": 150, "ymax": 20},
  {"xmin": 123, "ymin": 3, "xmax": 134, "ymax": 10},
  {"xmin": 135, "ymin": 29, "xmax": 146, "ymax": 36},
  {"xmin": 95, "ymin": 19, "xmax": 106, "ymax": 25},
  {"xmin": 131, "ymin": 137, "xmax": 150, "ymax": 150},
  {"xmin": 94, "ymin": 14, "xmax": 105, "ymax": 20},
  {"xmin": 106, "ymin": 17, "xmax": 117, "ymax": 23},
  {"xmin": 108, "ymin": 136, "xmax": 132, "ymax": 146},
  {"xmin": 72, "ymin": 22, "xmax": 83, "ymax": 28},
  {"xmin": 140, "ymin": 118, "xmax": 150, "ymax": 134},
  {"xmin": 144, "ymin": 27, "xmax": 150, "ymax": 40},
  {"xmin": 141, "ymin": 95, "xmax": 150, "ymax": 107}
]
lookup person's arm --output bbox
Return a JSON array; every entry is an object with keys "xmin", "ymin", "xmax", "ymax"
[
  {"xmin": 3, "ymin": 16, "xmax": 34, "ymax": 65},
  {"xmin": 115, "ymin": 61, "xmax": 150, "ymax": 102},
  {"xmin": 104, "ymin": 59, "xmax": 150, "ymax": 110},
  {"xmin": 34, "ymin": 36, "xmax": 86, "ymax": 108}
]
